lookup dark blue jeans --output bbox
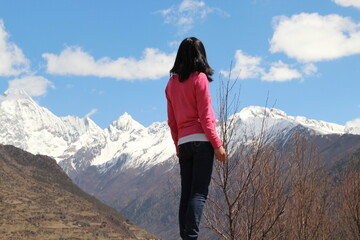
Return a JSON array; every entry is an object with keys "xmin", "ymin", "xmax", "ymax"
[{"xmin": 178, "ymin": 141, "xmax": 214, "ymax": 240}]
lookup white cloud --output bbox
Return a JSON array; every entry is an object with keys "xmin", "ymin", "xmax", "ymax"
[
  {"xmin": 270, "ymin": 13, "xmax": 360, "ymax": 62},
  {"xmin": 168, "ymin": 40, "xmax": 181, "ymax": 48},
  {"xmin": 222, "ymin": 50, "xmax": 304, "ymax": 82},
  {"xmin": 91, "ymin": 88, "xmax": 104, "ymax": 95},
  {"xmin": 179, "ymin": 0, "xmax": 205, "ymax": 11},
  {"xmin": 0, "ymin": 19, "xmax": 29, "ymax": 76},
  {"xmin": 43, "ymin": 46, "xmax": 175, "ymax": 80},
  {"xmin": 261, "ymin": 61, "xmax": 302, "ymax": 82},
  {"xmin": 333, "ymin": 0, "xmax": 360, "ymax": 9},
  {"xmin": 8, "ymin": 75, "xmax": 54, "ymax": 97},
  {"xmin": 85, "ymin": 108, "xmax": 98, "ymax": 118},
  {"xmin": 159, "ymin": 0, "xmax": 225, "ymax": 34},
  {"xmin": 302, "ymin": 63, "xmax": 318, "ymax": 76},
  {"xmin": 221, "ymin": 50, "xmax": 264, "ymax": 79}
]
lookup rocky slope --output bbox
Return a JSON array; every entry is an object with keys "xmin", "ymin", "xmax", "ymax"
[{"xmin": 0, "ymin": 144, "xmax": 159, "ymax": 240}]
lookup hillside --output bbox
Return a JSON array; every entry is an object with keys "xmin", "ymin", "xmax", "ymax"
[{"xmin": 0, "ymin": 144, "xmax": 159, "ymax": 240}]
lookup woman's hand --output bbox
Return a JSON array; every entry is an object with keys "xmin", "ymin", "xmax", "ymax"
[{"xmin": 215, "ymin": 146, "xmax": 227, "ymax": 162}]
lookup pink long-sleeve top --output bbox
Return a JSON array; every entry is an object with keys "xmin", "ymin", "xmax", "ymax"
[{"xmin": 165, "ymin": 72, "xmax": 222, "ymax": 153}]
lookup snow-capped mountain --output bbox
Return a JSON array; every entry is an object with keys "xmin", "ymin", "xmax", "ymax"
[
  {"xmin": 0, "ymin": 89, "xmax": 105, "ymax": 166},
  {"xmin": 0, "ymin": 89, "xmax": 358, "ymax": 176},
  {"xmin": 236, "ymin": 106, "xmax": 345, "ymax": 135},
  {"xmin": 227, "ymin": 106, "xmax": 349, "ymax": 147},
  {"xmin": 0, "ymin": 90, "xmax": 174, "ymax": 174}
]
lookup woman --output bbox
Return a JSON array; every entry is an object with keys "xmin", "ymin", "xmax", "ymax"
[{"xmin": 165, "ymin": 37, "xmax": 227, "ymax": 240}]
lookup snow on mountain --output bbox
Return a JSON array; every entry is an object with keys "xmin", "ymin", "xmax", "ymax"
[
  {"xmin": 0, "ymin": 89, "xmax": 71, "ymax": 158},
  {"xmin": 0, "ymin": 89, "xmax": 105, "ymax": 163},
  {"xmin": 233, "ymin": 106, "xmax": 345, "ymax": 137},
  {"xmin": 0, "ymin": 90, "xmax": 175, "ymax": 173},
  {"xmin": 1, "ymin": 91, "xmax": 359, "ymax": 175},
  {"xmin": 345, "ymin": 118, "xmax": 360, "ymax": 135},
  {"xmin": 92, "ymin": 114, "xmax": 174, "ymax": 171}
]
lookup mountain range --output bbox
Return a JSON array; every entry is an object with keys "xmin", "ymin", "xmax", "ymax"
[{"xmin": 1, "ymin": 88, "xmax": 360, "ymax": 239}]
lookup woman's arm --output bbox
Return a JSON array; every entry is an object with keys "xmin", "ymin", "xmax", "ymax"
[
  {"xmin": 165, "ymin": 88, "xmax": 179, "ymax": 154},
  {"xmin": 195, "ymin": 73, "xmax": 222, "ymax": 149}
]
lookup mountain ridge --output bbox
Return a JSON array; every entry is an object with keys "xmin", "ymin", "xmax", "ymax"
[{"xmin": 1, "ymin": 91, "xmax": 358, "ymax": 176}]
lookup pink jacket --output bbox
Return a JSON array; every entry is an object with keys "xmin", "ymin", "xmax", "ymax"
[{"xmin": 165, "ymin": 72, "xmax": 222, "ymax": 153}]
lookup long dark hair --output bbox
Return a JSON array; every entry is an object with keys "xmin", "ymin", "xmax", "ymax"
[{"xmin": 170, "ymin": 37, "xmax": 214, "ymax": 82}]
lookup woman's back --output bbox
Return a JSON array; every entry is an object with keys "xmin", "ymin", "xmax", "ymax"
[{"xmin": 165, "ymin": 72, "xmax": 221, "ymax": 150}]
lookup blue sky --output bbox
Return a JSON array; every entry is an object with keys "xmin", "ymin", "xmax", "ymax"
[{"xmin": 0, "ymin": 0, "xmax": 360, "ymax": 129}]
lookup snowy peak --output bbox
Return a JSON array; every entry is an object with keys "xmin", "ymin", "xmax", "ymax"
[
  {"xmin": 3, "ymin": 88, "xmax": 33, "ymax": 100},
  {"xmin": 0, "ymin": 89, "xmax": 58, "ymax": 132},
  {"xmin": 236, "ymin": 106, "xmax": 345, "ymax": 135},
  {"xmin": 61, "ymin": 115, "xmax": 100, "ymax": 134},
  {"xmin": 0, "ymin": 90, "xmax": 105, "ymax": 163},
  {"xmin": 1, "ymin": 88, "xmax": 39, "ymax": 113},
  {"xmin": 344, "ymin": 119, "xmax": 360, "ymax": 135},
  {"xmin": 93, "ymin": 114, "xmax": 173, "ymax": 170},
  {"xmin": 110, "ymin": 112, "xmax": 144, "ymax": 132},
  {"xmin": 238, "ymin": 106, "xmax": 287, "ymax": 120}
]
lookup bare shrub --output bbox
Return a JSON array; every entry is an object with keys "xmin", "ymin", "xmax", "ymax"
[
  {"xmin": 283, "ymin": 134, "xmax": 333, "ymax": 240},
  {"xmin": 167, "ymin": 69, "xmax": 360, "ymax": 240},
  {"xmin": 204, "ymin": 72, "xmax": 336, "ymax": 240},
  {"xmin": 204, "ymin": 73, "xmax": 288, "ymax": 240},
  {"xmin": 337, "ymin": 156, "xmax": 360, "ymax": 240}
]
